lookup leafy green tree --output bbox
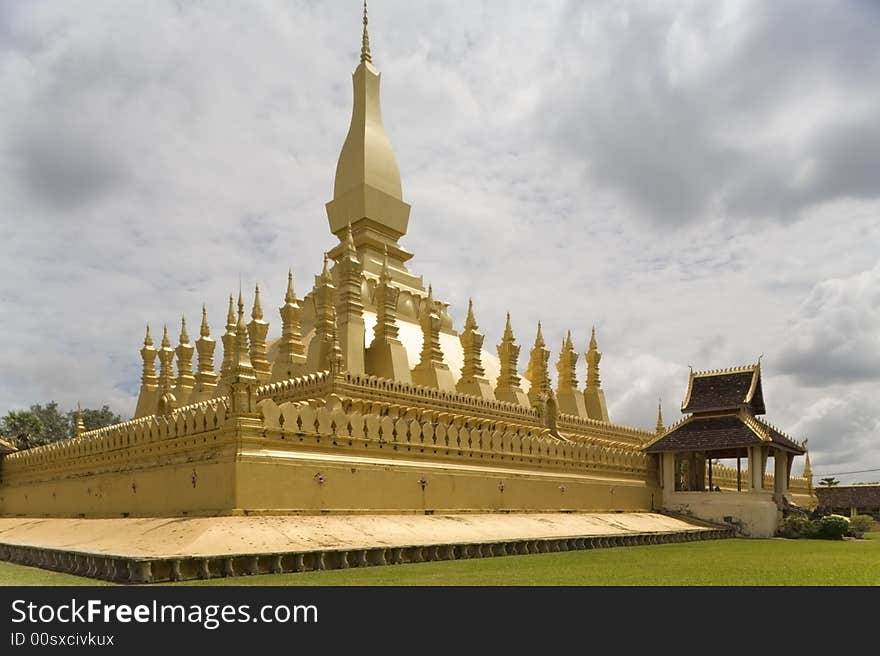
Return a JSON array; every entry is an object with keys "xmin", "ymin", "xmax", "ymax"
[
  {"xmin": 0, "ymin": 402, "xmax": 122, "ymax": 450},
  {"xmin": 818, "ymin": 477, "xmax": 840, "ymax": 487},
  {"xmin": 30, "ymin": 402, "xmax": 70, "ymax": 443},
  {"xmin": 0, "ymin": 410, "xmax": 44, "ymax": 449}
]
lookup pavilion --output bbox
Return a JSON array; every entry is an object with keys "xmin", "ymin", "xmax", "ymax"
[{"xmin": 645, "ymin": 363, "xmax": 807, "ymax": 536}]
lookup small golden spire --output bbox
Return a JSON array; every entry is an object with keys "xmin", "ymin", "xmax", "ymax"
[
  {"xmin": 360, "ymin": 0, "xmax": 372, "ymax": 64},
  {"xmin": 144, "ymin": 324, "xmax": 153, "ymax": 346},
  {"xmin": 285, "ymin": 269, "xmax": 296, "ymax": 303},
  {"xmin": 465, "ymin": 298, "xmax": 477, "ymax": 331},
  {"xmin": 535, "ymin": 321, "xmax": 545, "ymax": 347},
  {"xmin": 161, "ymin": 324, "xmax": 171, "ymax": 349},
  {"xmin": 321, "ymin": 253, "xmax": 332, "ymax": 282},
  {"xmin": 237, "ymin": 287, "xmax": 245, "ymax": 322},
  {"xmin": 656, "ymin": 397, "xmax": 664, "ymax": 435},
  {"xmin": 179, "ymin": 315, "xmax": 190, "ymax": 345},
  {"xmin": 200, "ymin": 304, "xmax": 210, "ymax": 338},
  {"xmin": 380, "ymin": 244, "xmax": 390, "ymax": 279},
  {"xmin": 252, "ymin": 284, "xmax": 264, "ymax": 321},
  {"xmin": 345, "ymin": 222, "xmax": 357, "ymax": 253},
  {"xmin": 226, "ymin": 294, "xmax": 236, "ymax": 330},
  {"xmin": 564, "ymin": 329, "xmax": 573, "ymax": 350},
  {"xmin": 75, "ymin": 402, "xmax": 85, "ymax": 437},
  {"xmin": 589, "ymin": 325, "xmax": 597, "ymax": 350}
]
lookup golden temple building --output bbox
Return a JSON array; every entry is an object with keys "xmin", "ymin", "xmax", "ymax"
[{"xmin": 0, "ymin": 7, "xmax": 812, "ymax": 564}]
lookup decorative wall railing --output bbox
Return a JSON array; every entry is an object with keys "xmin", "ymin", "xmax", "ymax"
[{"xmin": 255, "ymin": 396, "xmax": 651, "ymax": 478}]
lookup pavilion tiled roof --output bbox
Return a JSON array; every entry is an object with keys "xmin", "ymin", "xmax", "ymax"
[
  {"xmin": 681, "ymin": 364, "xmax": 765, "ymax": 415},
  {"xmin": 644, "ymin": 413, "xmax": 806, "ymax": 454}
]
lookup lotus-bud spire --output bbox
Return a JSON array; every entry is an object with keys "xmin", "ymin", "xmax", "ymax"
[
  {"xmin": 194, "ymin": 304, "xmax": 218, "ymax": 401},
  {"xmin": 495, "ymin": 313, "xmax": 529, "ymax": 407},
  {"xmin": 360, "ymin": 1, "xmax": 371, "ymax": 64}
]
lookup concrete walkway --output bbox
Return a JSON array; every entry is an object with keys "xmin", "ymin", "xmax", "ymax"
[
  {"xmin": 0, "ymin": 513, "xmax": 732, "ymax": 583},
  {"xmin": 0, "ymin": 512, "xmax": 711, "ymax": 558}
]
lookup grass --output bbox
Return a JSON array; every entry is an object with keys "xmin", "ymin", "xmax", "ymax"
[{"xmin": 1, "ymin": 533, "xmax": 877, "ymax": 586}]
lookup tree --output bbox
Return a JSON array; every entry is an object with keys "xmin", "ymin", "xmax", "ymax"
[
  {"xmin": 0, "ymin": 402, "xmax": 122, "ymax": 450},
  {"xmin": 818, "ymin": 477, "xmax": 840, "ymax": 488},
  {"xmin": 0, "ymin": 410, "xmax": 44, "ymax": 450},
  {"xmin": 30, "ymin": 402, "xmax": 70, "ymax": 443}
]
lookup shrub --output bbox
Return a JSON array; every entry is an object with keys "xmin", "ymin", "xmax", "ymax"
[
  {"xmin": 812, "ymin": 514, "xmax": 850, "ymax": 540},
  {"xmin": 848, "ymin": 515, "xmax": 875, "ymax": 539},
  {"xmin": 781, "ymin": 515, "xmax": 812, "ymax": 539}
]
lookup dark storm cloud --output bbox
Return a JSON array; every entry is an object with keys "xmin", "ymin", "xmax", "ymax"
[{"xmin": 544, "ymin": 0, "xmax": 880, "ymax": 224}]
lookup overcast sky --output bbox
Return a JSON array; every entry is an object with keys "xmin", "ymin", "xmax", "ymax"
[{"xmin": 1, "ymin": 0, "xmax": 878, "ymax": 483}]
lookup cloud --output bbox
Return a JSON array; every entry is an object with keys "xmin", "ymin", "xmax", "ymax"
[
  {"xmin": 542, "ymin": 0, "xmax": 880, "ymax": 224},
  {"xmin": 777, "ymin": 261, "xmax": 880, "ymax": 386}
]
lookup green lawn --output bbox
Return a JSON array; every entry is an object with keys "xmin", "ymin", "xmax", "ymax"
[{"xmin": 1, "ymin": 534, "xmax": 877, "ymax": 586}]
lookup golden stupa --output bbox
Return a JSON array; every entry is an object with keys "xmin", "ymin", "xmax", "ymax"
[{"xmin": 0, "ymin": 6, "xmax": 811, "ymax": 549}]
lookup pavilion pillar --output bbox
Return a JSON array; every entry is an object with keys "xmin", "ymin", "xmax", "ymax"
[
  {"xmin": 774, "ymin": 448, "xmax": 788, "ymax": 495},
  {"xmin": 748, "ymin": 446, "xmax": 764, "ymax": 491},
  {"xmin": 661, "ymin": 453, "xmax": 676, "ymax": 503}
]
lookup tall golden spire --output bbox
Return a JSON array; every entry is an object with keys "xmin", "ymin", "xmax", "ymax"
[
  {"xmin": 361, "ymin": 1, "xmax": 371, "ymax": 64},
  {"xmin": 326, "ymin": 1, "xmax": 411, "ymax": 258}
]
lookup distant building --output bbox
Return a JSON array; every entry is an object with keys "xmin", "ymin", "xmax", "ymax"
[{"xmin": 815, "ymin": 485, "xmax": 880, "ymax": 518}]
